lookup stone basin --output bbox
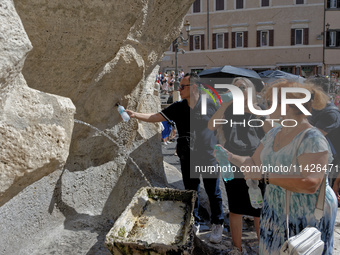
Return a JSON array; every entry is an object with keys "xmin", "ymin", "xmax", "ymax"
[{"xmin": 105, "ymin": 187, "xmax": 196, "ymax": 255}]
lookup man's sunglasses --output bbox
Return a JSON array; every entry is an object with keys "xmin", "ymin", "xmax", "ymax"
[{"xmin": 179, "ymin": 84, "xmax": 192, "ymax": 90}]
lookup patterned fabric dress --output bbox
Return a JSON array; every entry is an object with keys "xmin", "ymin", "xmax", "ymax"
[{"xmin": 259, "ymin": 127, "xmax": 338, "ymax": 255}]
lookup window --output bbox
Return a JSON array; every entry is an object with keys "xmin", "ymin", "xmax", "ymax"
[
  {"xmin": 190, "ymin": 34, "xmax": 205, "ymax": 51},
  {"xmin": 261, "ymin": 0, "xmax": 269, "ymax": 7},
  {"xmin": 191, "ymin": 68, "xmax": 204, "ymax": 74},
  {"xmin": 232, "ymin": 31, "xmax": 248, "ymax": 48},
  {"xmin": 295, "ymin": 29, "xmax": 303, "ymax": 45},
  {"xmin": 291, "ymin": 28, "xmax": 309, "ymax": 45},
  {"xmin": 236, "ymin": 32, "xmax": 243, "ymax": 47},
  {"xmin": 328, "ymin": 0, "xmax": 340, "ymax": 8},
  {"xmin": 213, "ymin": 33, "xmax": 228, "ymax": 49},
  {"xmin": 216, "ymin": 0, "xmax": 224, "ymax": 10},
  {"xmin": 261, "ymin": 31, "xmax": 268, "ymax": 46},
  {"xmin": 194, "ymin": 35, "xmax": 201, "ymax": 50},
  {"xmin": 326, "ymin": 30, "xmax": 340, "ymax": 47},
  {"xmin": 331, "ymin": 0, "xmax": 337, "ymax": 8},
  {"xmin": 236, "ymin": 0, "xmax": 243, "ymax": 9},
  {"xmin": 330, "ymin": 31, "xmax": 336, "ymax": 46},
  {"xmin": 257, "ymin": 30, "xmax": 274, "ymax": 47},
  {"xmin": 296, "ymin": 0, "xmax": 304, "ymax": 4},
  {"xmin": 193, "ymin": 0, "xmax": 201, "ymax": 13},
  {"xmin": 217, "ymin": 34, "xmax": 224, "ymax": 48}
]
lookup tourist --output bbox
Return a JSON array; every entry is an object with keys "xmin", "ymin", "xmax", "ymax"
[
  {"xmin": 208, "ymin": 77, "xmax": 270, "ymax": 254},
  {"xmin": 125, "ymin": 73, "xmax": 225, "ymax": 244},
  {"xmin": 216, "ymin": 80, "xmax": 337, "ymax": 254}
]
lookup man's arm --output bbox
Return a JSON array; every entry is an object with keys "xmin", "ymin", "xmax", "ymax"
[{"xmin": 125, "ymin": 110, "xmax": 165, "ymax": 123}]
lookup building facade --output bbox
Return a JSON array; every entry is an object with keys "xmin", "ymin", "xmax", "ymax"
[
  {"xmin": 160, "ymin": 0, "xmax": 340, "ymax": 78},
  {"xmin": 325, "ymin": 0, "xmax": 340, "ymax": 78}
]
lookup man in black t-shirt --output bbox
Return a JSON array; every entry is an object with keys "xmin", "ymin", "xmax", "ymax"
[{"xmin": 126, "ymin": 73, "xmax": 224, "ymax": 243}]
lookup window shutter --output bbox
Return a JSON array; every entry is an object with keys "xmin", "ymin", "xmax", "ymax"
[
  {"xmin": 201, "ymin": 34, "xmax": 205, "ymax": 50},
  {"xmin": 337, "ymin": 0, "xmax": 340, "ymax": 8},
  {"xmin": 224, "ymin": 33, "xmax": 229, "ymax": 48},
  {"xmin": 190, "ymin": 35, "xmax": 194, "ymax": 51},
  {"xmin": 232, "ymin": 32, "xmax": 236, "ymax": 48},
  {"xmin": 303, "ymin": 28, "xmax": 309, "ymax": 45},
  {"xmin": 269, "ymin": 30, "xmax": 274, "ymax": 46},
  {"xmin": 212, "ymin": 33, "xmax": 216, "ymax": 49},
  {"xmin": 291, "ymin": 29, "xmax": 295, "ymax": 45},
  {"xmin": 336, "ymin": 31, "xmax": 340, "ymax": 47},
  {"xmin": 244, "ymin": 31, "xmax": 248, "ymax": 48},
  {"xmin": 326, "ymin": 31, "xmax": 330, "ymax": 47},
  {"xmin": 327, "ymin": 0, "xmax": 330, "ymax": 8},
  {"xmin": 257, "ymin": 31, "xmax": 261, "ymax": 47}
]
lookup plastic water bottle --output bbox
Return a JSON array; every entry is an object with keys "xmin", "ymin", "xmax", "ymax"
[
  {"xmin": 116, "ymin": 103, "xmax": 130, "ymax": 122},
  {"xmin": 214, "ymin": 145, "xmax": 234, "ymax": 182},
  {"xmin": 246, "ymin": 179, "xmax": 263, "ymax": 209}
]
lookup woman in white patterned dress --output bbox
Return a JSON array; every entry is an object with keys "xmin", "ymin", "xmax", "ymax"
[{"xmin": 215, "ymin": 80, "xmax": 338, "ymax": 254}]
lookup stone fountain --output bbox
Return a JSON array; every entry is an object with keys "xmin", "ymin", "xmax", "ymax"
[{"xmin": 0, "ymin": 0, "xmax": 194, "ymax": 254}]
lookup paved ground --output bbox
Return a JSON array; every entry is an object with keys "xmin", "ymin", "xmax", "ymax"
[{"xmin": 162, "ymin": 138, "xmax": 340, "ymax": 255}]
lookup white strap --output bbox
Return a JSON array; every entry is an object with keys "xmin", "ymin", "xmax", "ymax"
[
  {"xmin": 314, "ymin": 177, "xmax": 326, "ymax": 221},
  {"xmin": 284, "ymin": 128, "xmax": 327, "ymax": 238}
]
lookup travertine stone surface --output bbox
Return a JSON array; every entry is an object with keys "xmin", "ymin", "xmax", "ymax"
[
  {"xmin": 0, "ymin": 0, "xmax": 194, "ymax": 254},
  {"xmin": 13, "ymin": 0, "xmax": 192, "ymax": 171},
  {"xmin": 0, "ymin": 0, "xmax": 75, "ymax": 207}
]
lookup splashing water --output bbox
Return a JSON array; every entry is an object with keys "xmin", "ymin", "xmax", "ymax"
[
  {"xmin": 74, "ymin": 119, "xmax": 152, "ymax": 186},
  {"xmin": 74, "ymin": 119, "xmax": 121, "ymax": 147}
]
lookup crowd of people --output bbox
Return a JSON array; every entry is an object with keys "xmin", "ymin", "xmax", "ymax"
[
  {"xmin": 126, "ymin": 71, "xmax": 339, "ymax": 255},
  {"xmin": 156, "ymin": 70, "xmax": 185, "ymax": 95}
]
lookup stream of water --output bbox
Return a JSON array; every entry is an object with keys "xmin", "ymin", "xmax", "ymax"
[
  {"xmin": 74, "ymin": 119, "xmax": 152, "ymax": 186},
  {"xmin": 74, "ymin": 119, "xmax": 121, "ymax": 147}
]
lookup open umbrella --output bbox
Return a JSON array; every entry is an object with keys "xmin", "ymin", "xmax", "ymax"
[
  {"xmin": 258, "ymin": 70, "xmax": 306, "ymax": 84},
  {"xmin": 199, "ymin": 65, "xmax": 261, "ymax": 79},
  {"xmin": 198, "ymin": 65, "xmax": 263, "ymax": 92}
]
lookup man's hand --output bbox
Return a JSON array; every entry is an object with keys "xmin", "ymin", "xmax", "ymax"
[
  {"xmin": 213, "ymin": 144, "xmax": 233, "ymax": 161},
  {"xmin": 125, "ymin": 110, "xmax": 136, "ymax": 118}
]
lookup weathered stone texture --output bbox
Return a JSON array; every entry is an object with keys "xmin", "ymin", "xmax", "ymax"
[
  {"xmin": 12, "ymin": 0, "xmax": 192, "ymax": 172},
  {"xmin": 0, "ymin": 0, "xmax": 75, "ymax": 207},
  {"xmin": 1, "ymin": 0, "xmax": 194, "ymax": 254}
]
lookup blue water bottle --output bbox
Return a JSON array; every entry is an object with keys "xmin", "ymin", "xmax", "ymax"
[
  {"xmin": 214, "ymin": 145, "xmax": 234, "ymax": 182},
  {"xmin": 116, "ymin": 103, "xmax": 130, "ymax": 122}
]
